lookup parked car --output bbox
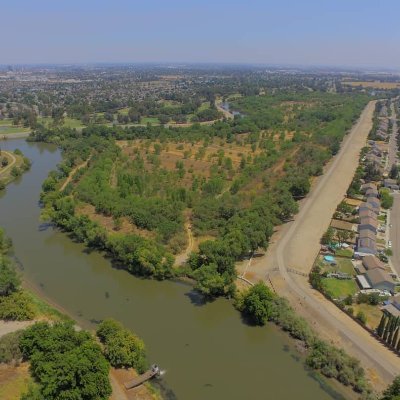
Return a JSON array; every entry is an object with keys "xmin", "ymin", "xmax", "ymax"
[{"xmin": 388, "ymin": 240, "xmax": 392, "ymax": 248}]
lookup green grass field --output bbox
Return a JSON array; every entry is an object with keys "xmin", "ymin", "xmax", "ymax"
[
  {"xmin": 37, "ymin": 117, "xmax": 84, "ymax": 129},
  {"xmin": 322, "ymin": 278, "xmax": 358, "ymax": 299},
  {"xmin": 140, "ymin": 117, "xmax": 160, "ymax": 125},
  {"xmin": 335, "ymin": 248, "xmax": 354, "ymax": 258},
  {"xmin": 198, "ymin": 101, "xmax": 211, "ymax": 112},
  {"xmin": 0, "ymin": 126, "xmax": 30, "ymax": 134}
]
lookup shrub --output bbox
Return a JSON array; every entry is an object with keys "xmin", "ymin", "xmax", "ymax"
[
  {"xmin": 356, "ymin": 311, "xmax": 367, "ymax": 325},
  {"xmin": 20, "ymin": 322, "xmax": 111, "ymax": 400},
  {"xmin": 0, "ymin": 291, "xmax": 36, "ymax": 320},
  {"xmin": 0, "ymin": 330, "xmax": 23, "ymax": 363},
  {"xmin": 97, "ymin": 319, "xmax": 147, "ymax": 373}
]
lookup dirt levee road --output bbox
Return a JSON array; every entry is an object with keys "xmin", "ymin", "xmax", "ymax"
[
  {"xmin": 243, "ymin": 101, "xmax": 400, "ymax": 388},
  {"xmin": 286, "ymin": 101, "xmax": 375, "ymax": 272}
]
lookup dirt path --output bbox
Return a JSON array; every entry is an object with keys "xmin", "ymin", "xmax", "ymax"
[
  {"xmin": 0, "ymin": 151, "xmax": 17, "ymax": 178},
  {"xmin": 174, "ymin": 222, "xmax": 194, "ymax": 266},
  {"xmin": 215, "ymin": 100, "xmax": 234, "ymax": 120},
  {"xmin": 110, "ymin": 371, "xmax": 129, "ymax": 400},
  {"xmin": 60, "ymin": 158, "xmax": 90, "ymax": 191},
  {"xmin": 243, "ymin": 101, "xmax": 400, "ymax": 389},
  {"xmin": 0, "ymin": 320, "xmax": 35, "ymax": 338}
]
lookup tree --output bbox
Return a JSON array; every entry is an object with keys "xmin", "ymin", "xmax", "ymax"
[
  {"xmin": 0, "ymin": 261, "xmax": 21, "ymax": 296},
  {"xmin": 97, "ymin": 319, "xmax": 147, "ymax": 373},
  {"xmin": 20, "ymin": 322, "xmax": 112, "ymax": 400},
  {"xmin": 321, "ymin": 227, "xmax": 335, "ymax": 245},
  {"xmin": 356, "ymin": 311, "xmax": 367, "ymax": 325},
  {"xmin": 389, "ymin": 164, "xmax": 399, "ymax": 180},
  {"xmin": 240, "ymin": 282, "xmax": 277, "ymax": 325},
  {"xmin": 381, "ymin": 376, "xmax": 400, "ymax": 400},
  {"xmin": 335, "ymin": 229, "xmax": 351, "ymax": 246}
]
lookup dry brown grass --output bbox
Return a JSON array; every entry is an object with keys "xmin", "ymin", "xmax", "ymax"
[
  {"xmin": 110, "ymin": 368, "xmax": 159, "ymax": 400},
  {"xmin": 76, "ymin": 203, "xmax": 156, "ymax": 239},
  {"xmin": 343, "ymin": 81, "xmax": 400, "ymax": 89},
  {"xmin": 117, "ymin": 138, "xmax": 260, "ymax": 189},
  {"xmin": 0, "ymin": 363, "xmax": 32, "ymax": 400}
]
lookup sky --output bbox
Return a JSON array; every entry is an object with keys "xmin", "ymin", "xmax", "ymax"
[{"xmin": 1, "ymin": 0, "xmax": 400, "ymax": 69}]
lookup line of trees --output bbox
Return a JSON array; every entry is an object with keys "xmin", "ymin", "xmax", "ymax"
[
  {"xmin": 376, "ymin": 313, "xmax": 400, "ymax": 351},
  {"xmin": 236, "ymin": 282, "xmax": 374, "ymax": 397}
]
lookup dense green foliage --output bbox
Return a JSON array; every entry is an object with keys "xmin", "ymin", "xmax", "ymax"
[
  {"xmin": 0, "ymin": 330, "xmax": 23, "ymax": 364},
  {"xmin": 236, "ymin": 282, "xmax": 372, "ymax": 396},
  {"xmin": 20, "ymin": 321, "xmax": 112, "ymax": 400},
  {"xmin": 34, "ymin": 91, "xmax": 369, "ymax": 297},
  {"xmin": 0, "ymin": 228, "xmax": 36, "ymax": 320},
  {"xmin": 381, "ymin": 376, "xmax": 400, "ymax": 400},
  {"xmin": 97, "ymin": 319, "xmax": 147, "ymax": 373}
]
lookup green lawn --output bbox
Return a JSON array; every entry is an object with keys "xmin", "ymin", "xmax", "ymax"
[
  {"xmin": 37, "ymin": 117, "xmax": 84, "ymax": 129},
  {"xmin": 140, "ymin": 117, "xmax": 159, "ymax": 125},
  {"xmin": 322, "ymin": 278, "xmax": 358, "ymax": 299},
  {"xmin": 335, "ymin": 248, "xmax": 353, "ymax": 258},
  {"xmin": 0, "ymin": 119, "xmax": 13, "ymax": 126},
  {"xmin": 198, "ymin": 101, "xmax": 211, "ymax": 112},
  {"xmin": 335, "ymin": 258, "xmax": 356, "ymax": 275},
  {"xmin": 0, "ymin": 126, "xmax": 30, "ymax": 134}
]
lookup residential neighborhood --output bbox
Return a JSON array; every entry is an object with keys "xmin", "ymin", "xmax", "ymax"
[{"xmin": 312, "ymin": 99, "xmax": 400, "ymax": 350}]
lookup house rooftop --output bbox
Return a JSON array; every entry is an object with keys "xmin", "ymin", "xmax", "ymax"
[
  {"xmin": 365, "ymin": 268, "xmax": 394, "ymax": 286},
  {"xmin": 362, "ymin": 255, "xmax": 385, "ymax": 271},
  {"xmin": 359, "ymin": 216, "xmax": 378, "ymax": 228}
]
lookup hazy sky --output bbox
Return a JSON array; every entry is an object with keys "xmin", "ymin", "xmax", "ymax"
[{"xmin": 2, "ymin": 0, "xmax": 400, "ymax": 68}]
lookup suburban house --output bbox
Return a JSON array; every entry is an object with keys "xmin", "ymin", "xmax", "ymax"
[
  {"xmin": 356, "ymin": 274, "xmax": 372, "ymax": 290},
  {"xmin": 366, "ymin": 197, "xmax": 380, "ymax": 212},
  {"xmin": 383, "ymin": 178, "xmax": 399, "ymax": 191},
  {"xmin": 358, "ymin": 209, "xmax": 377, "ymax": 220},
  {"xmin": 356, "ymin": 237, "xmax": 377, "ymax": 255},
  {"xmin": 365, "ymin": 187, "xmax": 379, "ymax": 198},
  {"xmin": 365, "ymin": 268, "xmax": 395, "ymax": 293},
  {"xmin": 360, "ymin": 183, "xmax": 377, "ymax": 193},
  {"xmin": 359, "ymin": 202, "xmax": 379, "ymax": 215},
  {"xmin": 359, "ymin": 229, "xmax": 377, "ymax": 242},
  {"xmin": 359, "ymin": 216, "xmax": 378, "ymax": 233},
  {"xmin": 330, "ymin": 219, "xmax": 357, "ymax": 233},
  {"xmin": 362, "ymin": 255, "xmax": 385, "ymax": 271},
  {"xmin": 365, "ymin": 154, "xmax": 382, "ymax": 165}
]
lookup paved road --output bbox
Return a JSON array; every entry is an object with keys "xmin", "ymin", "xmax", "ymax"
[{"xmin": 244, "ymin": 101, "xmax": 400, "ymax": 388}]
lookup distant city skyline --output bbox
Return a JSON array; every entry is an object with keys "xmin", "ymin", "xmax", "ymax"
[{"xmin": 2, "ymin": 0, "xmax": 400, "ymax": 69}]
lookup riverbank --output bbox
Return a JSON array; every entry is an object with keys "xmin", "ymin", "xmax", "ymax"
[
  {"xmin": 0, "ymin": 138, "xmax": 362, "ymax": 400},
  {"xmin": 0, "ymin": 132, "xmax": 31, "ymax": 140}
]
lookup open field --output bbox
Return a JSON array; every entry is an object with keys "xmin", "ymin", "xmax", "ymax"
[
  {"xmin": 118, "ymin": 137, "xmax": 260, "ymax": 188},
  {"xmin": 343, "ymin": 81, "xmax": 400, "ymax": 89},
  {"xmin": 351, "ymin": 303, "xmax": 383, "ymax": 331},
  {"xmin": 0, "ymin": 363, "xmax": 32, "ymax": 400}
]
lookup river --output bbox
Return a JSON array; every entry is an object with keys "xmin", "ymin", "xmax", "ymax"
[{"xmin": 0, "ymin": 139, "xmax": 350, "ymax": 400}]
